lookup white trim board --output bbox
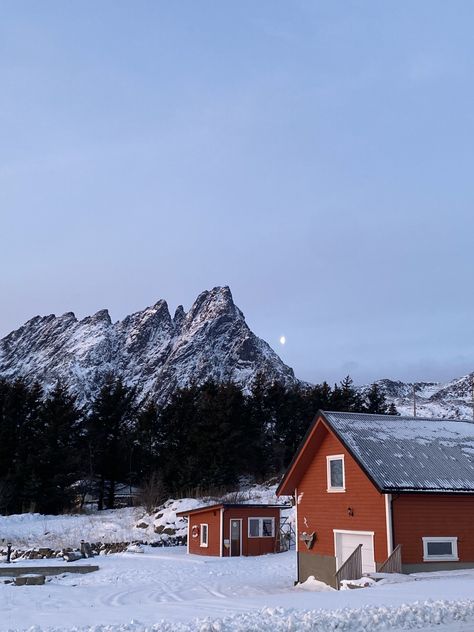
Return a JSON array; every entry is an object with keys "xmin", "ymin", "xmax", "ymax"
[
  {"xmin": 295, "ymin": 488, "xmax": 299, "ymax": 554},
  {"xmin": 219, "ymin": 508, "xmax": 224, "ymax": 557},
  {"xmin": 385, "ymin": 494, "xmax": 393, "ymax": 557}
]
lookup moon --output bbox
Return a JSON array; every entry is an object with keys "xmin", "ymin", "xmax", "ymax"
[{"xmin": 279, "ymin": 336, "xmax": 286, "ymax": 345}]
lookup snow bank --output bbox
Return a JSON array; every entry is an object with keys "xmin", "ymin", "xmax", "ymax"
[
  {"xmin": 295, "ymin": 574, "xmax": 335, "ymax": 592},
  {"xmin": 339, "ymin": 576, "xmax": 377, "ymax": 589},
  {"xmin": 133, "ymin": 482, "xmax": 294, "ymax": 542},
  {"xmin": 8, "ymin": 600, "xmax": 474, "ymax": 631}
]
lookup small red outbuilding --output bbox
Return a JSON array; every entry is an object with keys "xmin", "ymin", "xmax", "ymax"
[{"xmin": 177, "ymin": 503, "xmax": 284, "ymax": 557}]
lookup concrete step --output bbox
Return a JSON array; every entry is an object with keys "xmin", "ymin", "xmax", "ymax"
[{"xmin": 0, "ymin": 564, "xmax": 99, "ymax": 577}]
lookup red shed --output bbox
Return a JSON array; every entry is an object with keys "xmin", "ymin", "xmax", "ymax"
[
  {"xmin": 277, "ymin": 411, "xmax": 474, "ymax": 588},
  {"xmin": 177, "ymin": 504, "xmax": 285, "ymax": 557}
]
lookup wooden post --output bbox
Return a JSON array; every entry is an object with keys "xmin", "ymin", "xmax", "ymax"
[{"xmin": 472, "ymin": 375, "xmax": 474, "ymax": 422}]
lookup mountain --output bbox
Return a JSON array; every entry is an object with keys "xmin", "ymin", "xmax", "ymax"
[
  {"xmin": 0, "ymin": 286, "xmax": 296, "ymax": 407},
  {"xmin": 362, "ymin": 376, "xmax": 474, "ymax": 420}
]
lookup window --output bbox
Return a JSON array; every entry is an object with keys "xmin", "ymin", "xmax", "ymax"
[
  {"xmin": 248, "ymin": 517, "xmax": 275, "ymax": 538},
  {"xmin": 327, "ymin": 455, "xmax": 345, "ymax": 491},
  {"xmin": 200, "ymin": 523, "xmax": 208, "ymax": 547},
  {"xmin": 422, "ymin": 537, "xmax": 458, "ymax": 562}
]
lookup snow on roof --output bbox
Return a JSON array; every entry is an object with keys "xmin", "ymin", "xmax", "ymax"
[
  {"xmin": 323, "ymin": 411, "xmax": 474, "ymax": 492},
  {"xmin": 177, "ymin": 503, "xmax": 288, "ymax": 517}
]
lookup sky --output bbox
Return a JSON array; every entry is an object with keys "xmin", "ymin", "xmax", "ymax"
[{"xmin": 1, "ymin": 1, "xmax": 474, "ymax": 386}]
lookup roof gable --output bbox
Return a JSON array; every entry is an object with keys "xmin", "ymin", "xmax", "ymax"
[
  {"xmin": 277, "ymin": 414, "xmax": 339, "ymax": 495},
  {"xmin": 277, "ymin": 410, "xmax": 474, "ymax": 496},
  {"xmin": 324, "ymin": 411, "xmax": 474, "ymax": 492}
]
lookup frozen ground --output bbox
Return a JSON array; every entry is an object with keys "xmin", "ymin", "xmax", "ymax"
[
  {"xmin": 1, "ymin": 508, "xmax": 474, "ymax": 631},
  {"xmin": 1, "ymin": 547, "xmax": 474, "ymax": 631},
  {"xmin": 0, "ymin": 483, "xmax": 291, "ymax": 549}
]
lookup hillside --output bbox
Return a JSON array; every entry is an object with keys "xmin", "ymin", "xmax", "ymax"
[{"xmin": 364, "ymin": 375, "xmax": 474, "ymax": 419}]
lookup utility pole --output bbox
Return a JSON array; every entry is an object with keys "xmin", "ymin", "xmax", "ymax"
[
  {"xmin": 413, "ymin": 383, "xmax": 417, "ymax": 418},
  {"xmin": 472, "ymin": 375, "xmax": 474, "ymax": 422}
]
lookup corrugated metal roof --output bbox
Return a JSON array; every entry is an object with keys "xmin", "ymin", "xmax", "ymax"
[
  {"xmin": 323, "ymin": 411, "xmax": 474, "ymax": 492},
  {"xmin": 176, "ymin": 503, "xmax": 289, "ymax": 516}
]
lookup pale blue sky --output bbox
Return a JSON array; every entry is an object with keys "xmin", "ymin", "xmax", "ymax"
[{"xmin": 2, "ymin": 1, "xmax": 474, "ymax": 384}]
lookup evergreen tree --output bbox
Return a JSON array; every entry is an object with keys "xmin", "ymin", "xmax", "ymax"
[
  {"xmin": 331, "ymin": 375, "xmax": 364, "ymax": 412},
  {"xmin": 35, "ymin": 382, "xmax": 83, "ymax": 513},
  {"xmin": 87, "ymin": 375, "xmax": 136, "ymax": 510},
  {"xmin": 12, "ymin": 381, "xmax": 44, "ymax": 512},
  {"xmin": 134, "ymin": 401, "xmax": 161, "ymax": 482},
  {"xmin": 388, "ymin": 402, "xmax": 399, "ymax": 415},
  {"xmin": 363, "ymin": 383, "xmax": 390, "ymax": 414}
]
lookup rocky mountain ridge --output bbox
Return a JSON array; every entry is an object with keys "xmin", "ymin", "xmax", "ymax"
[
  {"xmin": 0, "ymin": 286, "xmax": 296, "ymax": 407},
  {"xmin": 365, "ymin": 375, "xmax": 474, "ymax": 420},
  {"xmin": 1, "ymin": 285, "xmax": 473, "ymax": 419}
]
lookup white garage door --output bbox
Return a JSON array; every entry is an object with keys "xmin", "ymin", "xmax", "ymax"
[{"xmin": 335, "ymin": 531, "xmax": 375, "ymax": 574}]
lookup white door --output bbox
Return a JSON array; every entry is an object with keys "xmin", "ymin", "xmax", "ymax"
[{"xmin": 335, "ymin": 531, "xmax": 375, "ymax": 574}]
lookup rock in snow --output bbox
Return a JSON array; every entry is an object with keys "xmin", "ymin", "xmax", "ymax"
[{"xmin": 0, "ymin": 286, "xmax": 296, "ymax": 407}]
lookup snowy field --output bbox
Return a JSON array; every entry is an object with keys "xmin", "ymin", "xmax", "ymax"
[
  {"xmin": 0, "ymin": 483, "xmax": 290, "ymax": 550},
  {"xmin": 2, "ymin": 510, "xmax": 474, "ymax": 631}
]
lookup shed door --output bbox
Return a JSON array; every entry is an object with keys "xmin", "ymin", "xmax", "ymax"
[
  {"xmin": 335, "ymin": 531, "xmax": 375, "ymax": 574},
  {"xmin": 230, "ymin": 519, "xmax": 241, "ymax": 556}
]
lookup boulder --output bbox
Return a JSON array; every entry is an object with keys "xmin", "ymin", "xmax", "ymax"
[{"xmin": 15, "ymin": 574, "xmax": 45, "ymax": 586}]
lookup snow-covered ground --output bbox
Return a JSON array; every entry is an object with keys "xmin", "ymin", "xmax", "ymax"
[
  {"xmin": 2, "ymin": 508, "xmax": 474, "ymax": 631},
  {"xmin": 0, "ymin": 483, "xmax": 292, "ymax": 550},
  {"xmin": 1, "ymin": 547, "xmax": 474, "ymax": 631}
]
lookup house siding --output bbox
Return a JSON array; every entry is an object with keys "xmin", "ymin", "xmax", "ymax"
[
  {"xmin": 223, "ymin": 507, "xmax": 280, "ymax": 557},
  {"xmin": 188, "ymin": 508, "xmax": 222, "ymax": 556},
  {"xmin": 392, "ymin": 493, "xmax": 474, "ymax": 570},
  {"xmin": 296, "ymin": 422, "xmax": 388, "ymax": 586}
]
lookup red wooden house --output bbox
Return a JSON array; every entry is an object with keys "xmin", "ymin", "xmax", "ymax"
[
  {"xmin": 177, "ymin": 503, "xmax": 284, "ymax": 557},
  {"xmin": 277, "ymin": 410, "xmax": 474, "ymax": 588}
]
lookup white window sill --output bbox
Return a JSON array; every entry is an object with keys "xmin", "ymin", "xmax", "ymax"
[
  {"xmin": 200, "ymin": 544, "xmax": 208, "ymax": 548},
  {"xmin": 423, "ymin": 556, "xmax": 458, "ymax": 562},
  {"xmin": 248, "ymin": 535, "xmax": 274, "ymax": 539},
  {"xmin": 327, "ymin": 488, "xmax": 346, "ymax": 493}
]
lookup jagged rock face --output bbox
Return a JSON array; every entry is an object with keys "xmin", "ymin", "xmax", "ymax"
[
  {"xmin": 0, "ymin": 286, "xmax": 296, "ymax": 407},
  {"xmin": 362, "ymin": 376, "xmax": 474, "ymax": 420}
]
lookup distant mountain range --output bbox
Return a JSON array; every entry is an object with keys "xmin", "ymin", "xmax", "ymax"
[
  {"xmin": 1, "ymin": 285, "xmax": 473, "ymax": 419},
  {"xmin": 360, "ymin": 376, "xmax": 474, "ymax": 420},
  {"xmin": 0, "ymin": 286, "xmax": 295, "ymax": 407}
]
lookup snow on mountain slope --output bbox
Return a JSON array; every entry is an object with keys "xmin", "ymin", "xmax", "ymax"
[
  {"xmin": 1, "ymin": 284, "xmax": 473, "ymax": 419},
  {"xmin": 0, "ymin": 286, "xmax": 296, "ymax": 407},
  {"xmin": 365, "ymin": 375, "xmax": 474, "ymax": 419}
]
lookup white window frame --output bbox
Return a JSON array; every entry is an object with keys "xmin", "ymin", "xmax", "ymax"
[
  {"xmin": 200, "ymin": 523, "xmax": 209, "ymax": 548},
  {"xmin": 422, "ymin": 537, "xmax": 458, "ymax": 562},
  {"xmin": 327, "ymin": 454, "xmax": 345, "ymax": 492},
  {"xmin": 248, "ymin": 517, "xmax": 275, "ymax": 538}
]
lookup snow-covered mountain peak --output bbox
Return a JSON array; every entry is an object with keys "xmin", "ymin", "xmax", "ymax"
[{"xmin": 0, "ymin": 287, "xmax": 296, "ymax": 407}]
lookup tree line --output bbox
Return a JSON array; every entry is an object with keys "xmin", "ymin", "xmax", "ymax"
[{"xmin": 0, "ymin": 374, "xmax": 396, "ymax": 515}]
